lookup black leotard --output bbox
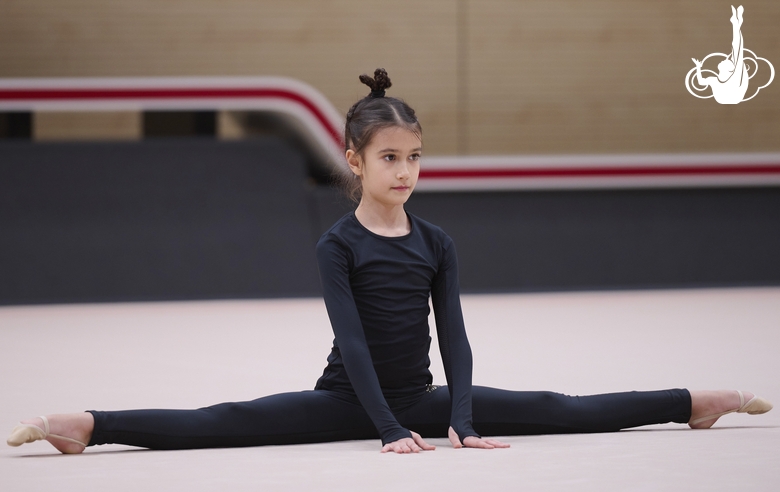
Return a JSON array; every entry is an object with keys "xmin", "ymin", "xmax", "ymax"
[{"xmin": 314, "ymin": 212, "xmax": 477, "ymax": 444}]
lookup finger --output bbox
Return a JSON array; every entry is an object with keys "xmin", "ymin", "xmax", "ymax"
[
  {"xmin": 463, "ymin": 437, "xmax": 495, "ymax": 449},
  {"xmin": 388, "ymin": 443, "xmax": 404, "ymax": 453},
  {"xmin": 484, "ymin": 439, "xmax": 511, "ymax": 448},
  {"xmin": 383, "ymin": 440, "xmax": 413, "ymax": 454},
  {"xmin": 411, "ymin": 432, "xmax": 436, "ymax": 451},
  {"xmin": 485, "ymin": 439, "xmax": 509, "ymax": 448},
  {"xmin": 404, "ymin": 439, "xmax": 420, "ymax": 453}
]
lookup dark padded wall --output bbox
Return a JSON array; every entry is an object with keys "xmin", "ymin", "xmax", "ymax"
[
  {"xmin": 2, "ymin": 139, "xmax": 779, "ymax": 305},
  {"xmin": 0, "ymin": 139, "xmax": 322, "ymax": 304},
  {"xmin": 406, "ymin": 189, "xmax": 780, "ymax": 292}
]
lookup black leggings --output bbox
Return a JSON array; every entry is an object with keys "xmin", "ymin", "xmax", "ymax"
[{"xmin": 87, "ymin": 386, "xmax": 691, "ymax": 450}]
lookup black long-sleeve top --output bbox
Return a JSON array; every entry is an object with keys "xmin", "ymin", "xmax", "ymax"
[{"xmin": 314, "ymin": 211, "xmax": 478, "ymax": 445}]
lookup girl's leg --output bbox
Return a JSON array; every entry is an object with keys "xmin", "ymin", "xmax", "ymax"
[
  {"xmin": 470, "ymin": 387, "xmax": 691, "ymax": 435},
  {"xmin": 396, "ymin": 386, "xmax": 691, "ymax": 437},
  {"xmin": 87, "ymin": 390, "xmax": 376, "ymax": 449},
  {"xmin": 16, "ymin": 390, "xmax": 377, "ymax": 452}
]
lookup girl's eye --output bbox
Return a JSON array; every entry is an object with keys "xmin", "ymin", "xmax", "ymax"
[
  {"xmin": 383, "ymin": 154, "xmax": 396, "ymax": 162},
  {"xmin": 409, "ymin": 154, "xmax": 421, "ymax": 161}
]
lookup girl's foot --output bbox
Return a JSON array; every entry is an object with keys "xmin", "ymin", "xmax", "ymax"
[
  {"xmin": 14, "ymin": 413, "xmax": 93, "ymax": 454},
  {"xmin": 730, "ymin": 6, "xmax": 743, "ymax": 27},
  {"xmin": 688, "ymin": 390, "xmax": 760, "ymax": 429}
]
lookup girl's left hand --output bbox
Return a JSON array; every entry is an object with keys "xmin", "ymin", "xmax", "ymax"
[{"xmin": 448, "ymin": 426, "xmax": 510, "ymax": 449}]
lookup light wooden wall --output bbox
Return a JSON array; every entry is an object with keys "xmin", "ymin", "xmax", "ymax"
[
  {"xmin": 466, "ymin": 1, "xmax": 780, "ymax": 154},
  {"xmin": 34, "ymin": 112, "xmax": 141, "ymax": 140},
  {"xmin": 1, "ymin": 1, "xmax": 778, "ymax": 154}
]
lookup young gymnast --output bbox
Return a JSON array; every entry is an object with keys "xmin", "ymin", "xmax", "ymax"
[{"xmin": 7, "ymin": 68, "xmax": 773, "ymax": 455}]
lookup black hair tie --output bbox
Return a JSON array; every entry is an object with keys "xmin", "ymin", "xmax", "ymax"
[{"xmin": 370, "ymin": 90, "xmax": 386, "ymax": 98}]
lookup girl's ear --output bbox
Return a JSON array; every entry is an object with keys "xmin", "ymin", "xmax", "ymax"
[{"xmin": 346, "ymin": 149, "xmax": 363, "ymax": 177}]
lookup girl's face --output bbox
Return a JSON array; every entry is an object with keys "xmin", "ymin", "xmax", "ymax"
[{"xmin": 347, "ymin": 126, "xmax": 421, "ymax": 208}]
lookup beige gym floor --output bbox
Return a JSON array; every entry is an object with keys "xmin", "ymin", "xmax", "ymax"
[{"xmin": 2, "ymin": 287, "xmax": 779, "ymax": 491}]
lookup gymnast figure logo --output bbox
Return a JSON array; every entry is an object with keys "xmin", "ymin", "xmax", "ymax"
[{"xmin": 685, "ymin": 5, "xmax": 774, "ymax": 104}]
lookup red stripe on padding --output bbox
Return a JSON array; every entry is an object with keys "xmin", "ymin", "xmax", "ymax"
[{"xmin": 420, "ymin": 165, "xmax": 780, "ymax": 179}]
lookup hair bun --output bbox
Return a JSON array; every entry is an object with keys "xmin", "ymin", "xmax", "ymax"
[{"xmin": 359, "ymin": 68, "xmax": 392, "ymax": 98}]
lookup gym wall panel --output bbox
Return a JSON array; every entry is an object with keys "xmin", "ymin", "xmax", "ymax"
[
  {"xmin": 34, "ymin": 112, "xmax": 142, "ymax": 141},
  {"xmin": 0, "ymin": 138, "xmax": 322, "ymax": 304},
  {"xmin": 465, "ymin": 1, "xmax": 780, "ymax": 154},
  {"xmin": 2, "ymin": 138, "xmax": 779, "ymax": 305},
  {"xmin": 403, "ymin": 188, "xmax": 780, "ymax": 292},
  {"xmin": 2, "ymin": 1, "xmax": 778, "ymax": 155},
  {"xmin": 0, "ymin": 0, "xmax": 459, "ymax": 154}
]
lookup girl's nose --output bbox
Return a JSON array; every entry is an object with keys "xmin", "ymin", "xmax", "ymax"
[{"xmin": 397, "ymin": 164, "xmax": 410, "ymax": 180}]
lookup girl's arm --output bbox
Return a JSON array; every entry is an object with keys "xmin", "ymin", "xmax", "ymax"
[
  {"xmin": 692, "ymin": 59, "xmax": 711, "ymax": 87},
  {"xmin": 316, "ymin": 235, "xmax": 412, "ymax": 446},
  {"xmin": 431, "ymin": 237, "xmax": 479, "ymax": 443}
]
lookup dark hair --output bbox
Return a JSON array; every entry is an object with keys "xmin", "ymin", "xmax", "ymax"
[{"xmin": 339, "ymin": 68, "xmax": 422, "ymax": 202}]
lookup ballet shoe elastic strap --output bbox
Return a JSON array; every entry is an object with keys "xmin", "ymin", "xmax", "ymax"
[
  {"xmin": 690, "ymin": 390, "xmax": 743, "ymax": 425},
  {"xmin": 37, "ymin": 415, "xmax": 87, "ymax": 447},
  {"xmin": 689, "ymin": 390, "xmax": 772, "ymax": 425}
]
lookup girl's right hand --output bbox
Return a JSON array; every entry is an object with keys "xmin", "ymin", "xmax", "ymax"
[
  {"xmin": 380, "ymin": 431, "xmax": 436, "ymax": 453},
  {"xmin": 448, "ymin": 426, "xmax": 510, "ymax": 449}
]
